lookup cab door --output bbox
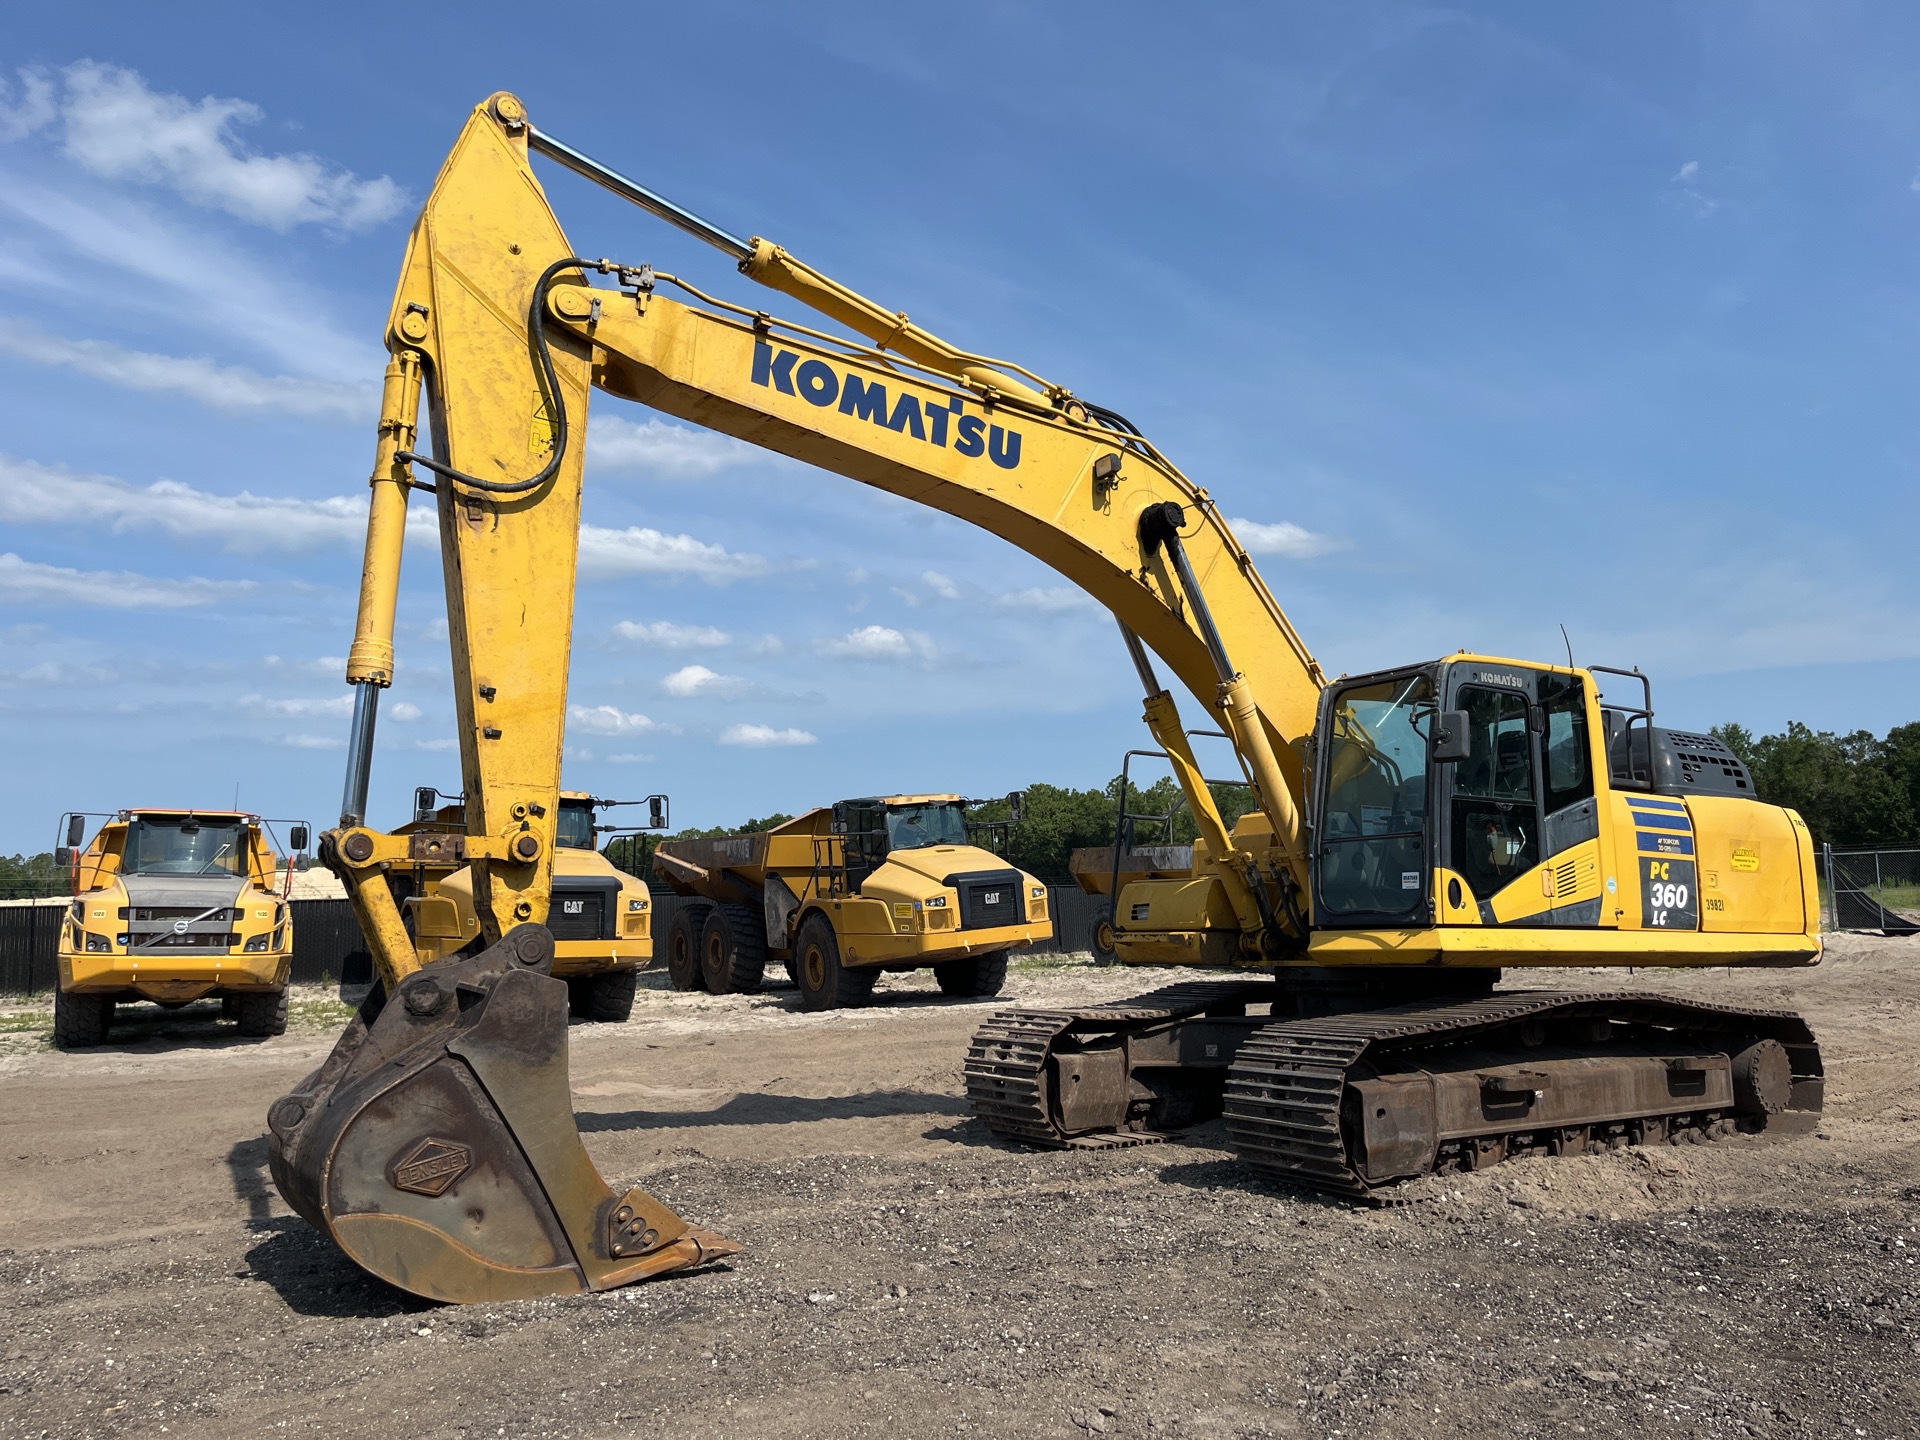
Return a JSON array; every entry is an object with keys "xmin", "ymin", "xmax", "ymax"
[{"xmin": 1436, "ymin": 665, "xmax": 1602, "ymax": 926}]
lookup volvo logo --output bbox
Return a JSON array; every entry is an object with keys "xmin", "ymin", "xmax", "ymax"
[{"xmin": 172, "ymin": 920, "xmax": 190, "ymax": 934}]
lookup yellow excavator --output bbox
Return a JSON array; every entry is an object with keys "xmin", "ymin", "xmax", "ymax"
[{"xmin": 269, "ymin": 93, "xmax": 1822, "ymax": 1303}]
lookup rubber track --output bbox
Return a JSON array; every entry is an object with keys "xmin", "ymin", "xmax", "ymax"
[
  {"xmin": 963, "ymin": 980, "xmax": 1276, "ymax": 1148},
  {"xmin": 1224, "ymin": 990, "xmax": 1821, "ymax": 1200}
]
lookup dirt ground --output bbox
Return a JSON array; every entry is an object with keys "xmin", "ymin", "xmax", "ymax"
[{"xmin": 1, "ymin": 937, "xmax": 1916, "ymax": 1440}]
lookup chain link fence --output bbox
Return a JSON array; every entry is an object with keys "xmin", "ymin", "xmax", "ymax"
[{"xmin": 1824, "ymin": 845, "xmax": 1920, "ymax": 935}]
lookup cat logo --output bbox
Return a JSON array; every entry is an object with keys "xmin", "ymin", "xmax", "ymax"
[
  {"xmin": 563, "ymin": 899, "xmax": 584, "ymax": 914},
  {"xmin": 984, "ymin": 891, "xmax": 1002, "ymax": 906}
]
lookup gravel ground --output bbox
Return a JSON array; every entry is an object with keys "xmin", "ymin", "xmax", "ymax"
[{"xmin": 0, "ymin": 936, "xmax": 1915, "ymax": 1439}]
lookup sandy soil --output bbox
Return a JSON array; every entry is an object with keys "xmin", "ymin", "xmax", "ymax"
[{"xmin": 1, "ymin": 937, "xmax": 1916, "ymax": 1440}]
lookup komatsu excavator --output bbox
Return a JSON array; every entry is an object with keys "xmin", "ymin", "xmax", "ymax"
[{"xmin": 270, "ymin": 93, "xmax": 1822, "ymax": 1303}]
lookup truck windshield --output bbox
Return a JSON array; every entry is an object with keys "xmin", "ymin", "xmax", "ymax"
[
  {"xmin": 556, "ymin": 803, "xmax": 596, "ymax": 850},
  {"xmin": 125, "ymin": 819, "xmax": 248, "ymax": 877},
  {"xmin": 884, "ymin": 803, "xmax": 968, "ymax": 851}
]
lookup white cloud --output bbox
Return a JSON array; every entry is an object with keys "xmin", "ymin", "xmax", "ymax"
[
  {"xmin": 278, "ymin": 733, "xmax": 342, "ymax": 750},
  {"xmin": 745, "ymin": 634, "xmax": 785, "ymax": 656},
  {"xmin": 717, "ymin": 723, "xmax": 817, "ymax": 748},
  {"xmin": 996, "ymin": 585, "xmax": 1096, "ymax": 613},
  {"xmin": 390, "ymin": 702, "xmax": 423, "ymax": 722},
  {"xmin": 577, "ymin": 524, "xmax": 767, "ymax": 581},
  {"xmin": 0, "ymin": 317, "xmax": 376, "ymax": 422},
  {"xmin": 613, "ymin": 619, "xmax": 731, "ymax": 649},
  {"xmin": 408, "ymin": 737, "xmax": 456, "ymax": 752},
  {"xmin": 5, "ymin": 63, "xmax": 405, "ymax": 231},
  {"xmin": 1230, "ymin": 518, "xmax": 1341, "ymax": 559},
  {"xmin": 0, "ymin": 454, "xmax": 364, "ymax": 551},
  {"xmin": 820, "ymin": 624, "xmax": 936, "ymax": 661},
  {"xmin": 239, "ymin": 692, "xmax": 353, "ymax": 718},
  {"xmin": 568, "ymin": 704, "xmax": 664, "ymax": 736},
  {"xmin": 1672, "ymin": 160, "xmax": 1700, "ymax": 184},
  {"xmin": 0, "ymin": 71, "xmax": 56, "ymax": 140},
  {"xmin": 663, "ymin": 664, "xmax": 750, "ymax": 698},
  {"xmin": 564, "ymin": 744, "xmax": 595, "ymax": 762},
  {"xmin": 922, "ymin": 570, "xmax": 962, "ymax": 600},
  {"xmin": 588, "ymin": 416, "xmax": 763, "ymax": 478},
  {"xmin": 606, "ymin": 752, "xmax": 656, "ymax": 764},
  {"xmin": 0, "ymin": 551, "xmax": 252, "ymax": 608}
]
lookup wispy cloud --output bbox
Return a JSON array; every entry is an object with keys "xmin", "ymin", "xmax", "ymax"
[
  {"xmin": 3, "ymin": 63, "xmax": 405, "ymax": 231},
  {"xmin": 0, "ymin": 454, "xmax": 363, "ymax": 551},
  {"xmin": 0, "ymin": 551, "xmax": 252, "ymax": 608},
  {"xmin": 606, "ymin": 752, "xmax": 656, "ymax": 764},
  {"xmin": 717, "ymin": 723, "xmax": 816, "ymax": 748},
  {"xmin": 567, "ymin": 703, "xmax": 666, "ymax": 736},
  {"xmin": 588, "ymin": 416, "xmax": 764, "ymax": 478},
  {"xmin": 1667, "ymin": 158, "xmax": 1718, "ymax": 218},
  {"xmin": 820, "ymin": 624, "xmax": 936, "ymax": 661},
  {"xmin": 613, "ymin": 619, "xmax": 732, "ymax": 649},
  {"xmin": 996, "ymin": 585, "xmax": 1096, "ymax": 613},
  {"xmin": 278, "ymin": 733, "xmax": 342, "ymax": 750},
  {"xmin": 0, "ymin": 317, "xmax": 376, "ymax": 421},
  {"xmin": 578, "ymin": 524, "xmax": 767, "ymax": 581},
  {"xmin": 922, "ymin": 570, "xmax": 962, "ymax": 600},
  {"xmin": 238, "ymin": 692, "xmax": 354, "ymax": 718},
  {"xmin": 1230, "ymin": 518, "xmax": 1341, "ymax": 559}
]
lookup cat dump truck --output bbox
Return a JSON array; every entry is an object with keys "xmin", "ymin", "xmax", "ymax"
[
  {"xmin": 54, "ymin": 809, "xmax": 307, "ymax": 1047},
  {"xmin": 403, "ymin": 787, "xmax": 663, "ymax": 1022},
  {"xmin": 651, "ymin": 795, "xmax": 1050, "ymax": 1010}
]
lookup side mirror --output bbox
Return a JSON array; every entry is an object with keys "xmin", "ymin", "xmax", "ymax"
[
  {"xmin": 414, "ymin": 786, "xmax": 439, "ymax": 821},
  {"xmin": 1431, "ymin": 710, "xmax": 1472, "ymax": 763},
  {"xmin": 55, "ymin": 847, "xmax": 73, "ymax": 868},
  {"xmin": 66, "ymin": 814, "xmax": 86, "ymax": 848},
  {"xmin": 1007, "ymin": 790, "xmax": 1025, "ymax": 824},
  {"xmin": 647, "ymin": 795, "xmax": 667, "ymax": 830},
  {"xmin": 289, "ymin": 824, "xmax": 309, "ymax": 853}
]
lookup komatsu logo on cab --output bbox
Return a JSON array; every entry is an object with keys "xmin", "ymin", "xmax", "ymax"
[{"xmin": 751, "ymin": 342, "xmax": 1023, "ymax": 470}]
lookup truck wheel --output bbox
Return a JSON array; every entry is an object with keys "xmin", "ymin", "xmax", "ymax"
[
  {"xmin": 934, "ymin": 951, "xmax": 1010, "ymax": 997},
  {"xmin": 793, "ymin": 914, "xmax": 877, "ymax": 1012},
  {"xmin": 1090, "ymin": 903, "xmax": 1117, "ymax": 963},
  {"xmin": 234, "ymin": 990, "xmax": 289, "ymax": 1038},
  {"xmin": 53, "ymin": 990, "xmax": 113, "ymax": 1048},
  {"xmin": 665, "ymin": 904, "xmax": 711, "ymax": 992},
  {"xmin": 566, "ymin": 977, "xmax": 592, "ymax": 1020},
  {"xmin": 701, "ymin": 903, "xmax": 768, "ymax": 995},
  {"xmin": 585, "ymin": 969, "xmax": 638, "ymax": 1023}
]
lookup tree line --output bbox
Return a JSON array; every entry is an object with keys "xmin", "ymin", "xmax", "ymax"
[{"xmin": 1712, "ymin": 720, "xmax": 1920, "ymax": 849}]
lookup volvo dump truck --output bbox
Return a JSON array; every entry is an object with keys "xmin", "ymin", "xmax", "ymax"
[
  {"xmin": 653, "ymin": 794, "xmax": 1048, "ymax": 1009},
  {"xmin": 268, "ymin": 93, "xmax": 1822, "ymax": 1303},
  {"xmin": 55, "ymin": 809, "xmax": 306, "ymax": 1047},
  {"xmin": 404, "ymin": 788, "xmax": 661, "ymax": 1021}
]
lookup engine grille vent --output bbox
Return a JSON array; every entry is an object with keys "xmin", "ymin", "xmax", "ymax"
[{"xmin": 548, "ymin": 891, "xmax": 608, "ymax": 941}]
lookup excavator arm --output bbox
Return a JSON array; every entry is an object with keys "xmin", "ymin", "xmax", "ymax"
[{"xmin": 271, "ymin": 91, "xmax": 1331, "ymax": 1304}]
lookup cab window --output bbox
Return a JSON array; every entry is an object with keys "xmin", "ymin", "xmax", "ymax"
[
  {"xmin": 1317, "ymin": 674, "xmax": 1432, "ymax": 920},
  {"xmin": 1450, "ymin": 686, "xmax": 1538, "ymax": 899},
  {"xmin": 555, "ymin": 803, "xmax": 596, "ymax": 850},
  {"xmin": 1539, "ymin": 673, "xmax": 1593, "ymax": 813}
]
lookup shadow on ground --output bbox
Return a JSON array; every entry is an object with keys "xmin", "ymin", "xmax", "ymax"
[{"xmin": 576, "ymin": 1087, "xmax": 970, "ymax": 1133}]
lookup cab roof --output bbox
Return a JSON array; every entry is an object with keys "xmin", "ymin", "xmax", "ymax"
[{"xmin": 846, "ymin": 794, "xmax": 965, "ymax": 808}]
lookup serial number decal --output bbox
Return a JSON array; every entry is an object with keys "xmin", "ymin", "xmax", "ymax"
[{"xmin": 1641, "ymin": 857, "xmax": 1699, "ymax": 930}]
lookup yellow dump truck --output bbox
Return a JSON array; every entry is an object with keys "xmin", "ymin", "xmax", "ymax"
[
  {"xmin": 403, "ymin": 788, "xmax": 660, "ymax": 1022},
  {"xmin": 652, "ymin": 794, "xmax": 1051, "ymax": 1010},
  {"xmin": 54, "ymin": 809, "xmax": 306, "ymax": 1047}
]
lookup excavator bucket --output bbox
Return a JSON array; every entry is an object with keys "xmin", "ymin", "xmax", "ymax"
[{"xmin": 266, "ymin": 925, "xmax": 738, "ymax": 1303}]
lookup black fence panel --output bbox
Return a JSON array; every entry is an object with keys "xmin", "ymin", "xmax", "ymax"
[
  {"xmin": 289, "ymin": 899, "xmax": 373, "ymax": 985},
  {"xmin": 0, "ymin": 902, "xmax": 63, "ymax": 998},
  {"xmin": 1044, "ymin": 886, "xmax": 1106, "ymax": 955}
]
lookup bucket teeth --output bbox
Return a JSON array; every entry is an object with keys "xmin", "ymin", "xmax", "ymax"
[{"xmin": 267, "ymin": 925, "xmax": 736, "ymax": 1304}]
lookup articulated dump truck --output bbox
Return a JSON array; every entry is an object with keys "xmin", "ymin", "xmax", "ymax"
[
  {"xmin": 401, "ymin": 788, "xmax": 661, "ymax": 1022},
  {"xmin": 652, "ymin": 795, "xmax": 1051, "ymax": 1010},
  {"xmin": 54, "ymin": 808, "xmax": 307, "ymax": 1047}
]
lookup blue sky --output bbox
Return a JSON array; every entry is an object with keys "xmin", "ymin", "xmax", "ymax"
[{"xmin": 2, "ymin": 3, "xmax": 1916, "ymax": 854}]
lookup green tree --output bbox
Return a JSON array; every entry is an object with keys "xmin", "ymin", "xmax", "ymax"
[
  {"xmin": 603, "ymin": 813, "xmax": 796, "ymax": 880},
  {"xmin": 1712, "ymin": 720, "xmax": 1915, "ymax": 846},
  {"xmin": 0, "ymin": 851, "xmax": 66, "ymax": 899}
]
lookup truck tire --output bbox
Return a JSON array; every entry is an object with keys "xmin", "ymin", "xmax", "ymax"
[
  {"xmin": 792, "ymin": 913, "xmax": 877, "ymax": 1012},
  {"xmin": 1090, "ymin": 902, "xmax": 1117, "ymax": 964},
  {"xmin": 566, "ymin": 977, "xmax": 592, "ymax": 1020},
  {"xmin": 234, "ymin": 989, "xmax": 289, "ymax": 1037},
  {"xmin": 934, "ymin": 950, "xmax": 1010, "ymax": 997},
  {"xmin": 53, "ymin": 990, "xmax": 113, "ymax": 1048},
  {"xmin": 665, "ymin": 903, "xmax": 711, "ymax": 991},
  {"xmin": 701, "ymin": 903, "xmax": 768, "ymax": 995},
  {"xmin": 585, "ymin": 968, "xmax": 638, "ymax": 1023}
]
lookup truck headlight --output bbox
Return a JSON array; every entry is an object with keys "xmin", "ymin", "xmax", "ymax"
[
  {"xmin": 926, "ymin": 895, "xmax": 947, "ymax": 909},
  {"xmin": 84, "ymin": 932, "xmax": 111, "ymax": 953},
  {"xmin": 244, "ymin": 933, "xmax": 270, "ymax": 953},
  {"xmin": 628, "ymin": 898, "xmax": 647, "ymax": 911}
]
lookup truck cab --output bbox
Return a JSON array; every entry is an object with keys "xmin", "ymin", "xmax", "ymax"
[
  {"xmin": 403, "ymin": 788, "xmax": 656, "ymax": 1022},
  {"xmin": 53, "ymin": 808, "xmax": 303, "ymax": 1047}
]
